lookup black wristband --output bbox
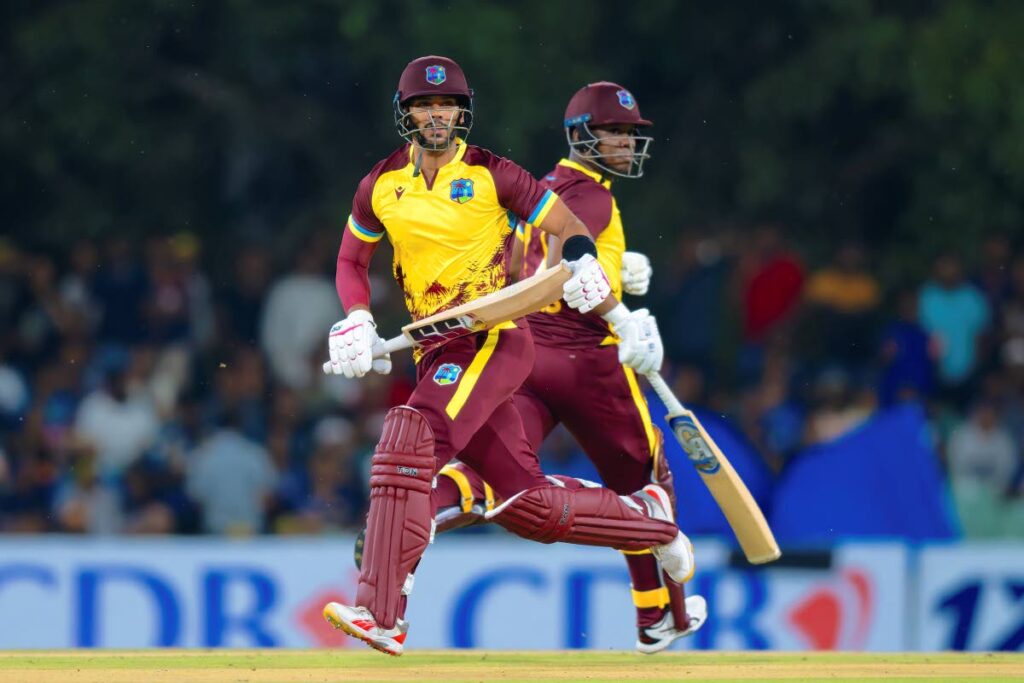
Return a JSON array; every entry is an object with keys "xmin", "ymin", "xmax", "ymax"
[{"xmin": 562, "ymin": 235, "xmax": 597, "ymax": 262}]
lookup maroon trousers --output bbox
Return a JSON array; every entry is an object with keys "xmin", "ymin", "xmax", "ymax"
[
  {"xmin": 409, "ymin": 319, "xmax": 549, "ymax": 500},
  {"xmin": 515, "ymin": 341, "xmax": 660, "ymax": 493},
  {"xmin": 434, "ymin": 340, "xmax": 673, "ymax": 628}
]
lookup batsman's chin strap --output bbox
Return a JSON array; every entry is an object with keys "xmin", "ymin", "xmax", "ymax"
[
  {"xmin": 412, "ymin": 112, "xmax": 452, "ymax": 177},
  {"xmin": 412, "ymin": 148, "xmax": 424, "ymax": 177}
]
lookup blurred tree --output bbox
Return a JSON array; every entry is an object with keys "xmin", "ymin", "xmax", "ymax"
[
  {"xmin": 2, "ymin": 0, "xmax": 1022, "ymax": 276},
  {"xmin": 741, "ymin": 0, "xmax": 1024, "ymax": 279}
]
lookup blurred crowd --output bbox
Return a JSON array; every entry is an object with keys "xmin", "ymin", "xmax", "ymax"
[
  {"xmin": 651, "ymin": 227, "xmax": 1024, "ymax": 538},
  {"xmin": 1, "ymin": 228, "xmax": 1023, "ymax": 539}
]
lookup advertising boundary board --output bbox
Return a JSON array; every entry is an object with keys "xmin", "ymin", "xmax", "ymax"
[{"xmin": 0, "ymin": 537, "xmax": 1020, "ymax": 651}]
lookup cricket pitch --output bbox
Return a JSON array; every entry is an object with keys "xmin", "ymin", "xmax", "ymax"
[{"xmin": 0, "ymin": 650, "xmax": 1019, "ymax": 683}]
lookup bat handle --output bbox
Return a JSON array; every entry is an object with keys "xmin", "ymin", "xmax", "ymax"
[
  {"xmin": 321, "ymin": 334, "xmax": 414, "ymax": 375},
  {"xmin": 380, "ymin": 334, "xmax": 413, "ymax": 355},
  {"xmin": 645, "ymin": 372, "xmax": 687, "ymax": 416}
]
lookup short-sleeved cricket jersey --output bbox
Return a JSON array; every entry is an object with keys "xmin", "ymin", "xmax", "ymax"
[
  {"xmin": 346, "ymin": 141, "xmax": 559, "ymax": 321},
  {"xmin": 519, "ymin": 158, "xmax": 625, "ymax": 348}
]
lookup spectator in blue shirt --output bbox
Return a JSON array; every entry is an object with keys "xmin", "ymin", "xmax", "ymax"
[{"xmin": 919, "ymin": 253, "xmax": 991, "ymax": 407}]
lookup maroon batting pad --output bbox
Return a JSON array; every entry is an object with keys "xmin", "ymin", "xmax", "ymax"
[
  {"xmin": 488, "ymin": 484, "xmax": 677, "ymax": 551},
  {"xmin": 356, "ymin": 406, "xmax": 435, "ymax": 629}
]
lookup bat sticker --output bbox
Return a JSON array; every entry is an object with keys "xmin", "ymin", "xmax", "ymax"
[
  {"xmin": 408, "ymin": 314, "xmax": 485, "ymax": 349},
  {"xmin": 668, "ymin": 414, "xmax": 721, "ymax": 475}
]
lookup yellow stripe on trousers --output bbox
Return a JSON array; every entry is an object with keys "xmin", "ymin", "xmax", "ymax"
[
  {"xmin": 445, "ymin": 322, "xmax": 515, "ymax": 420},
  {"xmin": 622, "ymin": 364, "xmax": 658, "ymax": 457}
]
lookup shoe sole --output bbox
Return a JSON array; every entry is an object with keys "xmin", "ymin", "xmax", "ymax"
[
  {"xmin": 636, "ymin": 635, "xmax": 681, "ymax": 655},
  {"xmin": 324, "ymin": 609, "xmax": 402, "ymax": 656}
]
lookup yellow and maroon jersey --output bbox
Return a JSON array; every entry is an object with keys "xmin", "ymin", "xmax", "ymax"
[
  {"xmin": 519, "ymin": 158, "xmax": 625, "ymax": 348},
  {"xmin": 346, "ymin": 141, "xmax": 559, "ymax": 321}
]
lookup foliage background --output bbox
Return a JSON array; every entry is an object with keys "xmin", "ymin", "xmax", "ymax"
[{"xmin": 4, "ymin": 1, "xmax": 1023, "ymax": 275}]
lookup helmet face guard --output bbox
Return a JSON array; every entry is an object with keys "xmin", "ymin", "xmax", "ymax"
[
  {"xmin": 393, "ymin": 93, "xmax": 474, "ymax": 151},
  {"xmin": 565, "ymin": 115, "xmax": 653, "ymax": 179},
  {"xmin": 393, "ymin": 56, "xmax": 475, "ymax": 151}
]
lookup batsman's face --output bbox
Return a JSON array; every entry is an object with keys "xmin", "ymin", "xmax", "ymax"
[
  {"xmin": 592, "ymin": 124, "xmax": 638, "ymax": 173},
  {"xmin": 408, "ymin": 95, "xmax": 461, "ymax": 147}
]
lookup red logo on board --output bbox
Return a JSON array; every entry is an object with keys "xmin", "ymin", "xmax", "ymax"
[
  {"xmin": 295, "ymin": 589, "xmax": 354, "ymax": 647},
  {"xmin": 787, "ymin": 569, "xmax": 874, "ymax": 650}
]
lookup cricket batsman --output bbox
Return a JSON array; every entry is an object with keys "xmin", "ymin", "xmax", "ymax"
[
  {"xmin": 381, "ymin": 82, "xmax": 707, "ymax": 653},
  {"xmin": 321, "ymin": 56, "xmax": 694, "ymax": 656}
]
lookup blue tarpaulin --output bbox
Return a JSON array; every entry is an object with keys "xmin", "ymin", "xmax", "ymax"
[
  {"xmin": 769, "ymin": 403, "xmax": 958, "ymax": 543},
  {"xmin": 554, "ymin": 394, "xmax": 957, "ymax": 546}
]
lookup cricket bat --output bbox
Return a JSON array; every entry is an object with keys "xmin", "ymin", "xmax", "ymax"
[
  {"xmin": 646, "ymin": 372, "xmax": 781, "ymax": 565},
  {"xmin": 323, "ymin": 262, "xmax": 571, "ymax": 372}
]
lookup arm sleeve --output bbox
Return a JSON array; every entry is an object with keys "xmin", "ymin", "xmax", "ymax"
[
  {"xmin": 557, "ymin": 182, "xmax": 613, "ymax": 239},
  {"xmin": 559, "ymin": 181, "xmax": 620, "ymax": 294},
  {"xmin": 336, "ymin": 174, "xmax": 384, "ymax": 311},
  {"xmin": 594, "ymin": 218, "xmax": 624, "ymax": 298},
  {"xmin": 486, "ymin": 154, "xmax": 559, "ymax": 227},
  {"xmin": 346, "ymin": 173, "xmax": 385, "ymax": 243}
]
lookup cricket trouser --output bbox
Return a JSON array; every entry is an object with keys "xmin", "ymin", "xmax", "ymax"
[
  {"xmin": 434, "ymin": 341, "xmax": 680, "ymax": 627},
  {"xmin": 356, "ymin": 321, "xmax": 678, "ymax": 629}
]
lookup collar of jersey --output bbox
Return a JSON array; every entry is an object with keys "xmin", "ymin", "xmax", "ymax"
[
  {"xmin": 407, "ymin": 137, "xmax": 468, "ymax": 174},
  {"xmin": 558, "ymin": 158, "xmax": 612, "ymax": 189}
]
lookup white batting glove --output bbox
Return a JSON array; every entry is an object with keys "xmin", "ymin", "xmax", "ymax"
[
  {"xmin": 563, "ymin": 254, "xmax": 612, "ymax": 314},
  {"xmin": 604, "ymin": 304, "xmax": 664, "ymax": 375},
  {"xmin": 621, "ymin": 251, "xmax": 652, "ymax": 297},
  {"xmin": 325, "ymin": 310, "xmax": 392, "ymax": 378}
]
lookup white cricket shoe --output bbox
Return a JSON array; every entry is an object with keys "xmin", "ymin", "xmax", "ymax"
[
  {"xmin": 638, "ymin": 484, "xmax": 696, "ymax": 584},
  {"xmin": 636, "ymin": 595, "xmax": 708, "ymax": 654},
  {"xmin": 323, "ymin": 602, "xmax": 408, "ymax": 656}
]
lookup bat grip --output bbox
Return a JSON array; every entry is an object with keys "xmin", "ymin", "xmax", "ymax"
[
  {"xmin": 645, "ymin": 372, "xmax": 686, "ymax": 416},
  {"xmin": 379, "ymin": 334, "xmax": 412, "ymax": 356}
]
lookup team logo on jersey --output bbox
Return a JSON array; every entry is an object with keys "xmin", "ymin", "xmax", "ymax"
[
  {"xmin": 616, "ymin": 89, "xmax": 636, "ymax": 110},
  {"xmin": 450, "ymin": 178, "xmax": 474, "ymax": 204},
  {"xmin": 425, "ymin": 65, "xmax": 447, "ymax": 85},
  {"xmin": 433, "ymin": 363, "xmax": 462, "ymax": 385}
]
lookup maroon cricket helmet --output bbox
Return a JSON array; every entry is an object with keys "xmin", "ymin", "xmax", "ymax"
[
  {"xmin": 563, "ymin": 81, "xmax": 652, "ymax": 129},
  {"xmin": 393, "ymin": 55, "xmax": 475, "ymax": 149},
  {"xmin": 395, "ymin": 55, "xmax": 473, "ymax": 105},
  {"xmin": 563, "ymin": 82, "xmax": 653, "ymax": 179}
]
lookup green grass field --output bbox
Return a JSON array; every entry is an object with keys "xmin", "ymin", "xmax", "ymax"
[{"xmin": 0, "ymin": 650, "xmax": 1021, "ymax": 683}]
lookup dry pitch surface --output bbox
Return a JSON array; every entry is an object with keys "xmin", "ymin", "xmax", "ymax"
[{"xmin": 0, "ymin": 650, "xmax": 1020, "ymax": 683}]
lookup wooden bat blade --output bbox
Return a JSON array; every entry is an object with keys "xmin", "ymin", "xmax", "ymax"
[
  {"xmin": 398, "ymin": 261, "xmax": 571, "ymax": 352},
  {"xmin": 647, "ymin": 372, "xmax": 781, "ymax": 564},
  {"xmin": 665, "ymin": 411, "xmax": 781, "ymax": 564},
  {"xmin": 323, "ymin": 262, "xmax": 571, "ymax": 373}
]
